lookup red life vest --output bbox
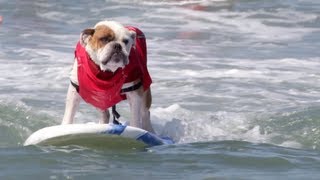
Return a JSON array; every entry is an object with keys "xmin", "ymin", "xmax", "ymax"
[{"xmin": 74, "ymin": 26, "xmax": 152, "ymax": 110}]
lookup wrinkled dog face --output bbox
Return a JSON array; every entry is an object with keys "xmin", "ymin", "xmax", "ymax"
[{"xmin": 80, "ymin": 21, "xmax": 136, "ymax": 72}]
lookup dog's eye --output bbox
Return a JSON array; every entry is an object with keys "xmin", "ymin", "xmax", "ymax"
[
  {"xmin": 122, "ymin": 39, "xmax": 129, "ymax": 45},
  {"xmin": 100, "ymin": 37, "xmax": 110, "ymax": 43}
]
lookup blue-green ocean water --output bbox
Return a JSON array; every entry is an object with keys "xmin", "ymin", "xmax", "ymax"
[{"xmin": 1, "ymin": 0, "xmax": 320, "ymax": 179}]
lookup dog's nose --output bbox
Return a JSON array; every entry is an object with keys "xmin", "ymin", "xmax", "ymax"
[{"xmin": 114, "ymin": 43, "xmax": 122, "ymax": 51}]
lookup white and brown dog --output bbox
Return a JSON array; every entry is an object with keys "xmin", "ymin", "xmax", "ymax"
[{"xmin": 62, "ymin": 20, "xmax": 154, "ymax": 133}]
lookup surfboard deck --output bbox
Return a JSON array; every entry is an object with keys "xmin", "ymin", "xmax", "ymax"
[{"xmin": 24, "ymin": 123, "xmax": 174, "ymax": 148}]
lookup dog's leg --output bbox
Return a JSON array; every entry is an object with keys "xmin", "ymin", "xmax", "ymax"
[
  {"xmin": 62, "ymin": 84, "xmax": 81, "ymax": 124},
  {"xmin": 99, "ymin": 109, "xmax": 110, "ymax": 124},
  {"xmin": 126, "ymin": 87, "xmax": 155, "ymax": 132},
  {"xmin": 126, "ymin": 87, "xmax": 143, "ymax": 128},
  {"xmin": 141, "ymin": 89, "xmax": 155, "ymax": 133}
]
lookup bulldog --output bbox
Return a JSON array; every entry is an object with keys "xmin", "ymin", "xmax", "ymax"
[{"xmin": 62, "ymin": 20, "xmax": 154, "ymax": 133}]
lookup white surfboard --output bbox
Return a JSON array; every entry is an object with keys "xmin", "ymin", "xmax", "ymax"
[{"xmin": 24, "ymin": 123, "xmax": 174, "ymax": 148}]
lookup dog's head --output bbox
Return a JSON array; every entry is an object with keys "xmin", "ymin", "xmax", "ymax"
[{"xmin": 80, "ymin": 20, "xmax": 136, "ymax": 72}]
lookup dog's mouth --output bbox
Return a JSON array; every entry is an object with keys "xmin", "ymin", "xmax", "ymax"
[
  {"xmin": 102, "ymin": 52, "xmax": 128, "ymax": 65},
  {"xmin": 111, "ymin": 52, "xmax": 128, "ymax": 65},
  {"xmin": 100, "ymin": 51, "xmax": 129, "ymax": 72}
]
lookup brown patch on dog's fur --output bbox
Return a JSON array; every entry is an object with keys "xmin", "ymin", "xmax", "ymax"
[
  {"xmin": 82, "ymin": 28, "xmax": 95, "ymax": 36},
  {"xmin": 88, "ymin": 25, "xmax": 115, "ymax": 51}
]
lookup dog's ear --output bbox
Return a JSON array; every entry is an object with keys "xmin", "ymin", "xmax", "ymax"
[
  {"xmin": 129, "ymin": 30, "xmax": 136, "ymax": 47},
  {"xmin": 80, "ymin": 28, "xmax": 95, "ymax": 46}
]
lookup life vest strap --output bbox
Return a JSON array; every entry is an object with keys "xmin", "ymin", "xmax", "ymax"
[
  {"xmin": 121, "ymin": 81, "xmax": 142, "ymax": 93},
  {"xmin": 112, "ymin": 105, "xmax": 121, "ymax": 125},
  {"xmin": 70, "ymin": 81, "xmax": 79, "ymax": 93}
]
